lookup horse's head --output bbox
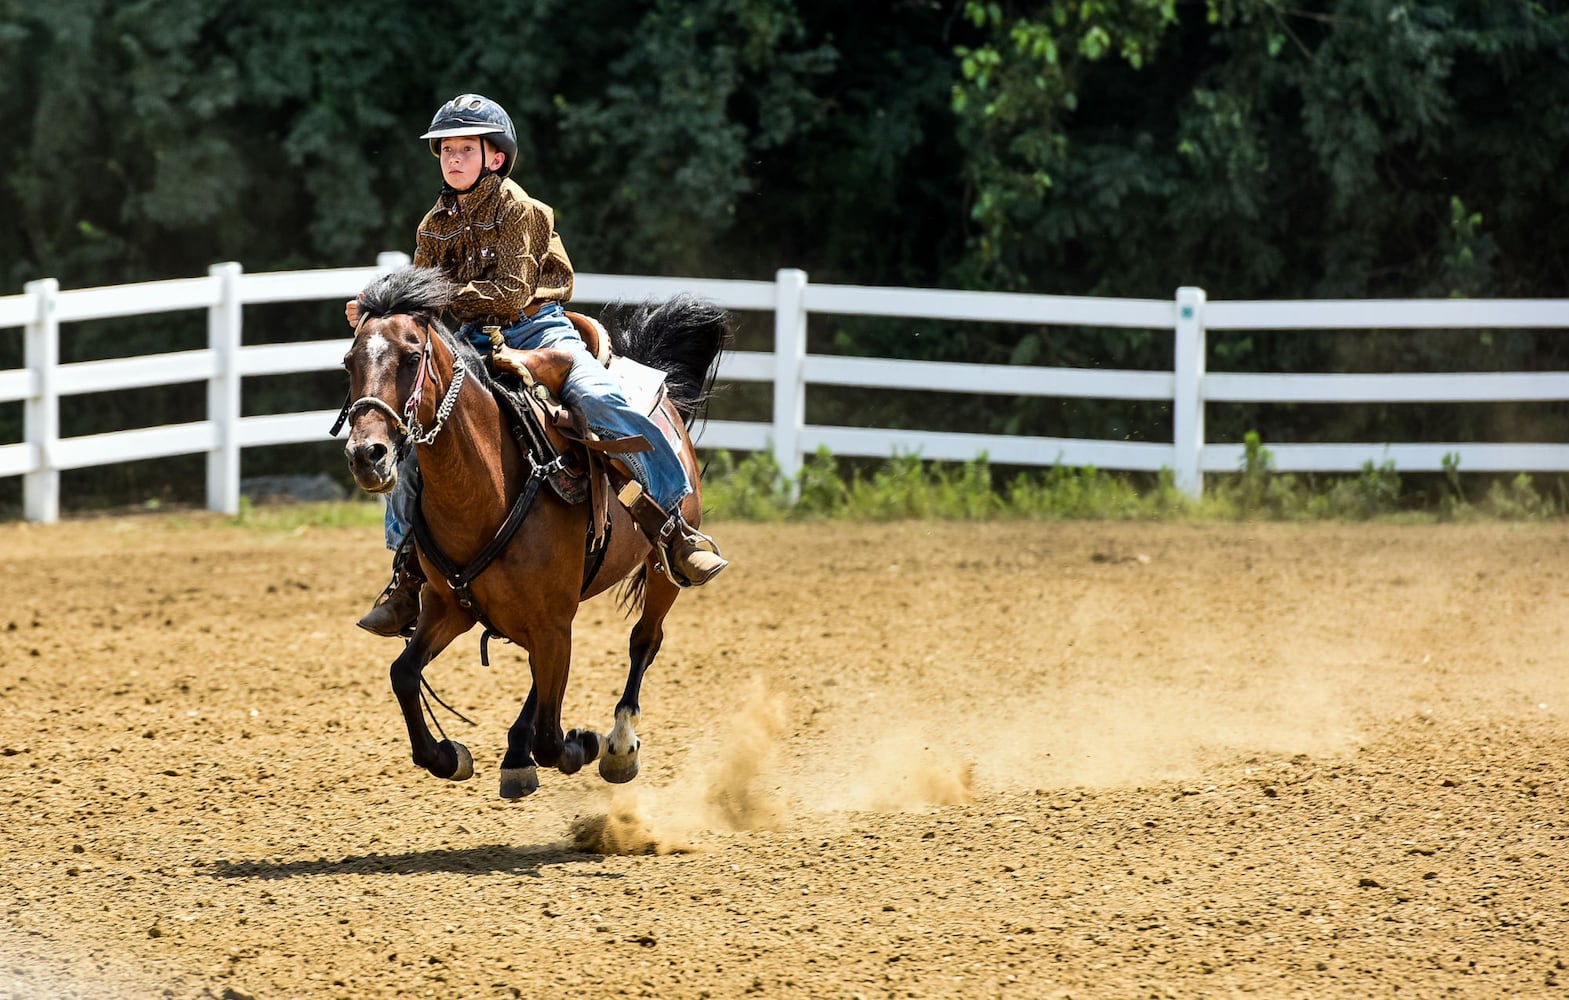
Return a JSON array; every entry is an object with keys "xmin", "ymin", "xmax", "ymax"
[{"xmin": 341, "ymin": 266, "xmax": 456, "ymax": 494}]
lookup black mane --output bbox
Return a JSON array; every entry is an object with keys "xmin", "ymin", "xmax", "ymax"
[
  {"xmin": 354, "ymin": 264, "xmax": 494, "ymax": 390},
  {"xmin": 356, "ymin": 265, "xmax": 455, "ymax": 322}
]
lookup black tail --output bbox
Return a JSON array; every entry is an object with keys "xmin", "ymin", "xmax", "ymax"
[{"xmin": 602, "ymin": 295, "xmax": 731, "ymax": 427}]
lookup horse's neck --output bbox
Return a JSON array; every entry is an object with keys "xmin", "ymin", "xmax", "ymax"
[{"xmin": 415, "ymin": 350, "xmax": 514, "ymax": 508}]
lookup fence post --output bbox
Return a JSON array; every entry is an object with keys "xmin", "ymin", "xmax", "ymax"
[
  {"xmin": 772, "ymin": 268, "xmax": 808, "ymax": 496},
  {"xmin": 207, "ymin": 262, "xmax": 243, "ymax": 515},
  {"xmin": 1172, "ymin": 286, "xmax": 1207, "ymax": 499},
  {"xmin": 22, "ymin": 278, "xmax": 60, "ymax": 523}
]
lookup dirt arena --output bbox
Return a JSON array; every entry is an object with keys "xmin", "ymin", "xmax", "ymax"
[{"xmin": 1, "ymin": 514, "xmax": 1566, "ymax": 999}]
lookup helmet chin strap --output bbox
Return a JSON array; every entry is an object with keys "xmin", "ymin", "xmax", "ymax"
[{"xmin": 441, "ymin": 166, "xmax": 493, "ymax": 197}]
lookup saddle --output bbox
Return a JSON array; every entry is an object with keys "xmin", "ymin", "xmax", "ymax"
[{"xmin": 484, "ymin": 311, "xmax": 667, "ymax": 548}]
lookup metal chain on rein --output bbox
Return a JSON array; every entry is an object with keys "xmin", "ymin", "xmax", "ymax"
[
  {"xmin": 405, "ymin": 362, "xmax": 466, "ymax": 445},
  {"xmin": 404, "ymin": 336, "xmax": 467, "ymax": 446}
]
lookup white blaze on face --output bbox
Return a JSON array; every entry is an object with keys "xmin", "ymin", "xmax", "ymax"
[
  {"xmin": 351, "ymin": 326, "xmax": 410, "ymax": 411},
  {"xmin": 364, "ymin": 329, "xmax": 396, "ymax": 366}
]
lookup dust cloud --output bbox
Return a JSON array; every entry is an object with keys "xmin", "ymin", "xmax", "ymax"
[
  {"xmin": 703, "ymin": 674, "xmax": 790, "ymax": 831},
  {"xmin": 980, "ymin": 663, "xmax": 1364, "ymax": 790},
  {"xmin": 567, "ymin": 793, "xmax": 691, "ymax": 856},
  {"xmin": 564, "ymin": 643, "xmax": 1363, "ymax": 855},
  {"xmin": 564, "ymin": 674, "xmax": 790, "ymax": 854}
]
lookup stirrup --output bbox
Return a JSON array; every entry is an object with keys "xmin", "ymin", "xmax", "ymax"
[
  {"xmin": 660, "ymin": 516, "xmax": 727, "ymax": 587},
  {"xmin": 370, "ymin": 569, "xmax": 404, "ymax": 605},
  {"xmin": 616, "ymin": 481, "xmax": 727, "ymax": 588}
]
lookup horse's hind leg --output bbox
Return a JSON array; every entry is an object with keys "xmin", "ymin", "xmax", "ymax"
[
  {"xmin": 499, "ymin": 687, "xmax": 541, "ymax": 799},
  {"xmin": 602, "ymin": 568, "xmax": 681, "ymax": 784},
  {"xmin": 498, "ymin": 627, "xmax": 602, "ymax": 799}
]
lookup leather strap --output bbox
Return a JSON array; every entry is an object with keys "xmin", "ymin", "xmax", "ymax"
[{"xmin": 410, "ymin": 468, "xmax": 545, "ymax": 666}]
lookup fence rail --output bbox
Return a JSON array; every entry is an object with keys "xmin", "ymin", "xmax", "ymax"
[{"xmin": 1, "ymin": 254, "xmax": 1566, "ymax": 523}]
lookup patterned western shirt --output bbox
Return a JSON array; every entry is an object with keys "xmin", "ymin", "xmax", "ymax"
[{"xmin": 411, "ymin": 173, "xmax": 575, "ymax": 325}]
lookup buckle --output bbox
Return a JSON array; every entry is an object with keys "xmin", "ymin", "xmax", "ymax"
[{"xmin": 657, "ymin": 514, "xmax": 681, "ymax": 544}]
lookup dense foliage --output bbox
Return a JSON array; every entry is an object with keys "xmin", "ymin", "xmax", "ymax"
[{"xmin": 1, "ymin": 0, "xmax": 1565, "ymax": 509}]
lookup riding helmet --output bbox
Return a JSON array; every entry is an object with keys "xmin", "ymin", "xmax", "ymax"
[{"xmin": 421, "ymin": 93, "xmax": 519, "ymax": 179}]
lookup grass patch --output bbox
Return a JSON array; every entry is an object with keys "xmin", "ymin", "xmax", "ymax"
[
  {"xmin": 699, "ymin": 436, "xmax": 1567, "ymax": 523},
  {"xmin": 225, "ymin": 495, "xmax": 386, "ymax": 532}
]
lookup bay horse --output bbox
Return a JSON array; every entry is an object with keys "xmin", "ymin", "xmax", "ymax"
[{"xmin": 339, "ymin": 265, "xmax": 729, "ymax": 799}]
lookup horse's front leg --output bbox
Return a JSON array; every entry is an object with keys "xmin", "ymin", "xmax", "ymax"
[
  {"xmin": 389, "ymin": 601, "xmax": 474, "ymax": 782},
  {"xmin": 602, "ymin": 568, "xmax": 680, "ymax": 784}
]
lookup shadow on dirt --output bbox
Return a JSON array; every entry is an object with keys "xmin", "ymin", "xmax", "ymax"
[{"xmin": 199, "ymin": 843, "xmax": 612, "ymax": 880}]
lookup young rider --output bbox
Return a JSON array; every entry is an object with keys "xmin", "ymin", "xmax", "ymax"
[{"xmin": 347, "ymin": 93, "xmax": 727, "ymax": 636}]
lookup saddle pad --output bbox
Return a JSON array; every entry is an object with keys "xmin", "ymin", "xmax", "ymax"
[{"xmin": 607, "ymin": 355, "xmax": 669, "ymax": 417}]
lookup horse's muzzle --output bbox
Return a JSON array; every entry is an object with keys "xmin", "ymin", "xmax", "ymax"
[{"xmin": 345, "ymin": 438, "xmax": 399, "ymax": 495}]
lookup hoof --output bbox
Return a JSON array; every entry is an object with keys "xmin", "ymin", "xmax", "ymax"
[
  {"xmin": 557, "ymin": 742, "xmax": 585, "ymax": 776},
  {"xmin": 599, "ymin": 754, "xmax": 640, "ymax": 785},
  {"xmin": 499, "ymin": 766, "xmax": 539, "ymax": 800},
  {"xmin": 440, "ymin": 740, "xmax": 474, "ymax": 781},
  {"xmin": 568, "ymin": 728, "xmax": 604, "ymax": 763}
]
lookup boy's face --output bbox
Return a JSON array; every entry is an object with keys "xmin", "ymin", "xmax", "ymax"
[{"xmin": 439, "ymin": 136, "xmax": 506, "ymax": 189}]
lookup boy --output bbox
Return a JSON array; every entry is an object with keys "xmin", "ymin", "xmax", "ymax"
[{"xmin": 348, "ymin": 93, "xmax": 726, "ymax": 636}]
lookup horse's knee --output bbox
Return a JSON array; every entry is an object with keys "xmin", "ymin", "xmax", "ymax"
[
  {"xmin": 389, "ymin": 653, "xmax": 422, "ymax": 695},
  {"xmin": 628, "ymin": 636, "xmax": 663, "ymax": 668}
]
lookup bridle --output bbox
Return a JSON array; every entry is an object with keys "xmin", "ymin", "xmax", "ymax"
[{"xmin": 334, "ymin": 314, "xmax": 468, "ymax": 451}]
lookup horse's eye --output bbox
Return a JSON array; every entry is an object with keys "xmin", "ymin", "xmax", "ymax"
[{"xmin": 401, "ymin": 353, "xmax": 420, "ymax": 369}]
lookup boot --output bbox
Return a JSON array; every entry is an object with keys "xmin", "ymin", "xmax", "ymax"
[
  {"xmin": 356, "ymin": 543, "xmax": 424, "ymax": 636},
  {"xmin": 617, "ymin": 481, "xmax": 728, "ymax": 587},
  {"xmin": 665, "ymin": 523, "xmax": 728, "ymax": 586}
]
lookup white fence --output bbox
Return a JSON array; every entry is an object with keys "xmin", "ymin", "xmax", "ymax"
[{"xmin": 1, "ymin": 254, "xmax": 1566, "ymax": 523}]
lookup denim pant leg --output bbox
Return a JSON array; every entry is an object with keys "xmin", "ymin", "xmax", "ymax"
[
  {"xmin": 553, "ymin": 348, "xmax": 692, "ymax": 511},
  {"xmin": 383, "ymin": 450, "xmax": 422, "ymax": 551},
  {"xmin": 458, "ymin": 305, "xmax": 572, "ymax": 353}
]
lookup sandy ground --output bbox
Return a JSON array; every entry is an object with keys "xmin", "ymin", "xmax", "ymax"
[{"xmin": 1, "ymin": 515, "xmax": 1566, "ymax": 999}]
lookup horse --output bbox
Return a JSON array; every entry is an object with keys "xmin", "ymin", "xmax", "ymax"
[{"xmin": 339, "ymin": 265, "xmax": 729, "ymax": 799}]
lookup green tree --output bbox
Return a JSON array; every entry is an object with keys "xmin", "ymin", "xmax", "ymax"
[
  {"xmin": 939, "ymin": 0, "xmax": 1569, "ymax": 455},
  {"xmin": 950, "ymin": 0, "xmax": 1569, "ymax": 300}
]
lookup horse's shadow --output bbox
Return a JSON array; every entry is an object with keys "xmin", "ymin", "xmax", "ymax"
[{"xmin": 201, "ymin": 842, "xmax": 613, "ymax": 881}]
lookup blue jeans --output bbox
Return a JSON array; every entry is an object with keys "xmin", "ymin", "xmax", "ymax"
[{"xmin": 383, "ymin": 304, "xmax": 692, "ymax": 549}]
